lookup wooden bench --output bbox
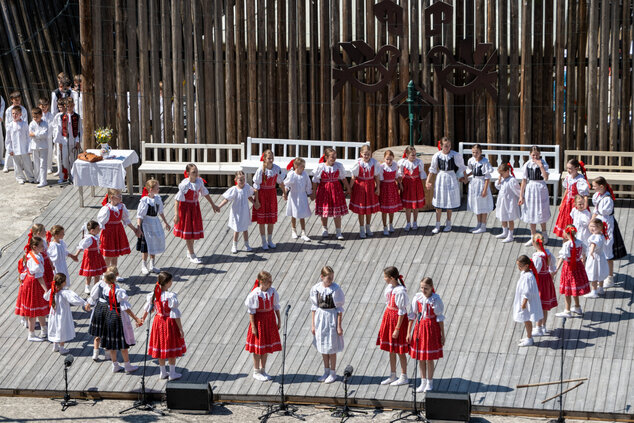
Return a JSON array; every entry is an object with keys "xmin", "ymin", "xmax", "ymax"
[
  {"xmin": 458, "ymin": 142, "xmax": 561, "ymax": 203},
  {"xmin": 563, "ymin": 150, "xmax": 634, "ymax": 197},
  {"xmin": 137, "ymin": 141, "xmax": 245, "ymax": 193},
  {"xmin": 240, "ymin": 137, "xmax": 370, "ymax": 177}
]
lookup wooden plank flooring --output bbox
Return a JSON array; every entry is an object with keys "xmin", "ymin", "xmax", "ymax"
[{"xmin": 0, "ymin": 186, "xmax": 632, "ymax": 417}]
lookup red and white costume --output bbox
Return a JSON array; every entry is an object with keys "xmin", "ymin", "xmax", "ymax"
[
  {"xmin": 98, "ymin": 203, "xmax": 132, "ymax": 257},
  {"xmin": 554, "ymin": 174, "xmax": 589, "ymax": 237},
  {"xmin": 379, "ymin": 161, "xmax": 402, "ymax": 213},
  {"xmin": 313, "ymin": 161, "xmax": 348, "ymax": 217},
  {"xmin": 77, "ymin": 235, "xmax": 107, "ymax": 277},
  {"xmin": 15, "ymin": 252, "xmax": 49, "ymax": 317},
  {"xmin": 532, "ymin": 250, "xmax": 557, "ymax": 311},
  {"xmin": 40, "ymin": 239, "xmax": 55, "ymax": 288},
  {"xmin": 409, "ymin": 292, "xmax": 444, "ymax": 360},
  {"xmin": 349, "ymin": 158, "xmax": 381, "ymax": 215},
  {"xmin": 173, "ymin": 177, "xmax": 208, "ymax": 239},
  {"xmin": 245, "ymin": 286, "xmax": 282, "ymax": 355},
  {"xmin": 376, "ymin": 285, "xmax": 410, "ymax": 354},
  {"xmin": 558, "ymin": 239, "xmax": 590, "ymax": 296},
  {"xmin": 398, "ymin": 158, "xmax": 427, "ymax": 209},
  {"xmin": 145, "ymin": 289, "xmax": 187, "ymax": 359},
  {"xmin": 252, "ymin": 164, "xmax": 283, "ymax": 224}
]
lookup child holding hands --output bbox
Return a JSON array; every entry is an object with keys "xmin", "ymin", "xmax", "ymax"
[
  {"xmin": 494, "ymin": 163, "xmax": 521, "ymax": 242},
  {"xmin": 283, "ymin": 158, "xmax": 313, "ymax": 241},
  {"xmin": 554, "ymin": 225, "xmax": 590, "ymax": 317},
  {"xmin": 313, "ymin": 148, "xmax": 351, "ymax": 240},
  {"xmin": 349, "ymin": 145, "xmax": 381, "ymax": 238},
  {"xmin": 218, "ymin": 171, "xmax": 255, "ymax": 254},
  {"xmin": 379, "ymin": 150, "xmax": 402, "ymax": 235},
  {"xmin": 136, "ymin": 179, "xmax": 171, "ymax": 275},
  {"xmin": 252, "ymin": 150, "xmax": 285, "ymax": 249}
]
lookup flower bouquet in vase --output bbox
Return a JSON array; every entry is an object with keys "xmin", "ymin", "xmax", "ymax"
[{"xmin": 95, "ymin": 127, "xmax": 114, "ymax": 158}]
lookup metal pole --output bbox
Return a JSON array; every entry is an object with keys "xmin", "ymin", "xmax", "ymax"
[{"xmin": 407, "ymin": 80, "xmax": 415, "ymax": 146}]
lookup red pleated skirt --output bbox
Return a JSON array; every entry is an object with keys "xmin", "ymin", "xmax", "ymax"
[
  {"xmin": 553, "ymin": 197, "xmax": 574, "ymax": 237},
  {"xmin": 376, "ymin": 307, "xmax": 410, "ymax": 354},
  {"xmin": 401, "ymin": 177, "xmax": 426, "ymax": 209},
  {"xmin": 536, "ymin": 272, "xmax": 558, "ymax": 311},
  {"xmin": 149, "ymin": 314, "xmax": 187, "ymax": 359},
  {"xmin": 252, "ymin": 188, "xmax": 278, "ymax": 224},
  {"xmin": 409, "ymin": 318, "xmax": 443, "ymax": 360},
  {"xmin": 79, "ymin": 249, "xmax": 107, "ymax": 277},
  {"xmin": 173, "ymin": 201, "xmax": 204, "ymax": 239},
  {"xmin": 42, "ymin": 252, "xmax": 55, "ymax": 288},
  {"xmin": 15, "ymin": 274, "xmax": 49, "ymax": 317},
  {"xmin": 100, "ymin": 223, "xmax": 131, "ymax": 257},
  {"xmin": 315, "ymin": 181, "xmax": 348, "ymax": 217},
  {"xmin": 559, "ymin": 261, "xmax": 590, "ymax": 296},
  {"xmin": 245, "ymin": 310, "xmax": 282, "ymax": 355},
  {"xmin": 379, "ymin": 180, "xmax": 403, "ymax": 213},
  {"xmin": 349, "ymin": 179, "xmax": 380, "ymax": 215}
]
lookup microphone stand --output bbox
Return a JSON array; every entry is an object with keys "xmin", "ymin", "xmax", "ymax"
[
  {"xmin": 330, "ymin": 369, "xmax": 367, "ymax": 422},
  {"xmin": 259, "ymin": 304, "xmax": 304, "ymax": 422},
  {"xmin": 392, "ymin": 311, "xmax": 429, "ymax": 422},
  {"xmin": 548, "ymin": 317, "xmax": 567, "ymax": 423},
  {"xmin": 120, "ymin": 301, "xmax": 164, "ymax": 416}
]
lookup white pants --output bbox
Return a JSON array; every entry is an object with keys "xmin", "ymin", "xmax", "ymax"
[
  {"xmin": 3, "ymin": 151, "xmax": 14, "ymax": 170},
  {"xmin": 32, "ymin": 148, "xmax": 48, "ymax": 185},
  {"xmin": 47, "ymin": 138, "xmax": 54, "ymax": 172},
  {"xmin": 13, "ymin": 154, "xmax": 34, "ymax": 182},
  {"xmin": 56, "ymin": 142, "xmax": 71, "ymax": 181}
]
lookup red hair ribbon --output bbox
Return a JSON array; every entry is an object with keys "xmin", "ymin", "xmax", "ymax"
[
  {"xmin": 49, "ymin": 283, "xmax": 57, "ymax": 310},
  {"xmin": 535, "ymin": 238, "xmax": 548, "ymax": 267},
  {"xmin": 260, "ymin": 154, "xmax": 264, "ymax": 162},
  {"xmin": 154, "ymin": 281, "xmax": 163, "ymax": 314},
  {"xmin": 286, "ymin": 159, "xmax": 295, "ymax": 171},
  {"xmin": 602, "ymin": 221, "xmax": 609, "ymax": 240},
  {"xmin": 606, "ymin": 183, "xmax": 615, "ymax": 200},
  {"xmin": 46, "ymin": 231, "xmax": 52, "ymax": 244},
  {"xmin": 319, "ymin": 155, "xmax": 325, "ymax": 163},
  {"xmin": 565, "ymin": 226, "xmax": 578, "ymax": 270},
  {"xmin": 397, "ymin": 275, "xmax": 405, "ymax": 286},
  {"xmin": 578, "ymin": 160, "xmax": 588, "ymax": 181},
  {"xmin": 251, "ymin": 279, "xmax": 260, "ymax": 291},
  {"xmin": 101, "ymin": 193, "xmax": 109, "ymax": 206},
  {"xmin": 528, "ymin": 259, "xmax": 539, "ymax": 278},
  {"xmin": 184, "ymin": 170, "xmax": 207, "ymax": 185},
  {"xmin": 141, "ymin": 187, "xmax": 149, "ymax": 197},
  {"xmin": 437, "ymin": 140, "xmax": 442, "ymax": 150},
  {"xmin": 508, "ymin": 163, "xmax": 515, "ymax": 178},
  {"xmin": 402, "ymin": 151, "xmax": 407, "ymax": 158},
  {"xmin": 109, "ymin": 284, "xmax": 120, "ymax": 315},
  {"xmin": 24, "ymin": 231, "xmax": 34, "ymax": 254}
]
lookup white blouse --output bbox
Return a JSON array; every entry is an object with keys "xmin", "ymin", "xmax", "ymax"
[
  {"xmin": 380, "ymin": 162, "xmax": 401, "ymax": 181},
  {"xmin": 137, "ymin": 195, "xmax": 164, "ymax": 219},
  {"xmin": 563, "ymin": 174, "xmax": 589, "ymax": 196},
  {"xmin": 397, "ymin": 158, "xmax": 427, "ymax": 179},
  {"xmin": 592, "ymin": 192, "xmax": 614, "ymax": 218},
  {"xmin": 87, "ymin": 281, "xmax": 109, "ymax": 305},
  {"xmin": 521, "ymin": 159, "xmax": 550, "ymax": 181},
  {"xmin": 253, "ymin": 164, "xmax": 284, "ymax": 190},
  {"xmin": 494, "ymin": 176, "xmax": 521, "ymax": 196},
  {"xmin": 144, "ymin": 291, "xmax": 182, "ymax": 318},
  {"xmin": 383, "ymin": 285, "xmax": 409, "ymax": 316},
  {"xmin": 312, "ymin": 161, "xmax": 346, "ymax": 182},
  {"xmin": 558, "ymin": 240, "xmax": 587, "ymax": 261},
  {"xmin": 26, "ymin": 253, "xmax": 45, "ymax": 278},
  {"xmin": 101, "ymin": 284, "xmax": 132, "ymax": 311},
  {"xmin": 97, "ymin": 203, "xmax": 131, "ymax": 227},
  {"xmin": 467, "ymin": 157, "xmax": 493, "ymax": 179},
  {"xmin": 351, "ymin": 158, "xmax": 382, "ymax": 178},
  {"xmin": 410, "ymin": 292, "xmax": 445, "ymax": 322},
  {"xmin": 77, "ymin": 234, "xmax": 99, "ymax": 251},
  {"xmin": 428, "ymin": 150, "xmax": 466, "ymax": 176},
  {"xmin": 175, "ymin": 177, "xmax": 209, "ymax": 201},
  {"xmin": 245, "ymin": 287, "xmax": 281, "ymax": 314},
  {"xmin": 310, "ymin": 282, "xmax": 345, "ymax": 313},
  {"xmin": 283, "ymin": 170, "xmax": 312, "ymax": 195},
  {"xmin": 532, "ymin": 251, "xmax": 556, "ymax": 273}
]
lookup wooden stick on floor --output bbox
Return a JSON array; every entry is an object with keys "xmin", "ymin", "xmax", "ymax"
[
  {"xmin": 541, "ymin": 381, "xmax": 585, "ymax": 404},
  {"xmin": 517, "ymin": 377, "xmax": 588, "ymax": 388}
]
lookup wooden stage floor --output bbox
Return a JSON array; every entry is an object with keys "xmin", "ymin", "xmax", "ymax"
[{"xmin": 0, "ymin": 186, "xmax": 632, "ymax": 419}]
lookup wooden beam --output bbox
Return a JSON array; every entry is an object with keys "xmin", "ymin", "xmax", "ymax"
[
  {"xmin": 79, "ymin": 0, "xmax": 94, "ymax": 151},
  {"xmin": 115, "ymin": 0, "xmax": 128, "ymax": 149}
]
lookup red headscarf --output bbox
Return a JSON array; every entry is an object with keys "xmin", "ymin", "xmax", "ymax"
[
  {"xmin": 109, "ymin": 284, "xmax": 120, "ymax": 315},
  {"xmin": 508, "ymin": 163, "xmax": 515, "ymax": 178},
  {"xmin": 153, "ymin": 281, "xmax": 163, "ymax": 314},
  {"xmin": 535, "ymin": 238, "xmax": 548, "ymax": 268},
  {"xmin": 565, "ymin": 226, "xmax": 578, "ymax": 270},
  {"xmin": 528, "ymin": 259, "xmax": 539, "ymax": 278},
  {"xmin": 286, "ymin": 159, "xmax": 295, "ymax": 171},
  {"xmin": 251, "ymin": 279, "xmax": 260, "ymax": 291}
]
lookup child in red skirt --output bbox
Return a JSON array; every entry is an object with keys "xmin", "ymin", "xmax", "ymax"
[
  {"xmin": 554, "ymin": 159, "xmax": 589, "ymax": 237},
  {"xmin": 15, "ymin": 236, "xmax": 49, "ymax": 341},
  {"xmin": 98, "ymin": 189, "xmax": 140, "ymax": 279},
  {"xmin": 398, "ymin": 146, "xmax": 427, "ymax": 231},
  {"xmin": 554, "ymin": 225, "xmax": 590, "ymax": 317},
  {"xmin": 407, "ymin": 277, "xmax": 445, "ymax": 392},
  {"xmin": 377, "ymin": 266, "xmax": 410, "ymax": 387},
  {"xmin": 173, "ymin": 163, "xmax": 220, "ymax": 264},
  {"xmin": 71, "ymin": 221, "xmax": 107, "ymax": 294},
  {"xmin": 25, "ymin": 224, "xmax": 55, "ymax": 289},
  {"xmin": 379, "ymin": 150, "xmax": 403, "ymax": 236},
  {"xmin": 140, "ymin": 271, "xmax": 186, "ymax": 381},
  {"xmin": 312, "ymin": 147, "xmax": 351, "ymax": 240},
  {"xmin": 531, "ymin": 234, "xmax": 557, "ymax": 336},
  {"xmin": 253, "ymin": 150, "xmax": 285, "ymax": 250},
  {"xmin": 349, "ymin": 145, "xmax": 381, "ymax": 238},
  {"xmin": 245, "ymin": 271, "xmax": 281, "ymax": 381}
]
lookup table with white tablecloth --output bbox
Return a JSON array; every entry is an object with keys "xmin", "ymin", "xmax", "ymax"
[{"xmin": 71, "ymin": 149, "xmax": 139, "ymax": 207}]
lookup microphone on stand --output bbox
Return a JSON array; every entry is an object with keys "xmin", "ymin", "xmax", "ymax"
[{"xmin": 285, "ymin": 304, "xmax": 291, "ymax": 315}]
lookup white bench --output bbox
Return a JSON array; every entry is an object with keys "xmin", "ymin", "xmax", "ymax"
[
  {"xmin": 240, "ymin": 137, "xmax": 370, "ymax": 177},
  {"xmin": 458, "ymin": 142, "xmax": 561, "ymax": 203},
  {"xmin": 137, "ymin": 141, "xmax": 244, "ymax": 193},
  {"xmin": 563, "ymin": 150, "xmax": 634, "ymax": 197}
]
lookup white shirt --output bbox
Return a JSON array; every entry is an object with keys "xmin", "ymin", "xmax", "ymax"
[
  {"xmin": 29, "ymin": 120, "xmax": 49, "ymax": 150},
  {"xmin": 252, "ymin": 164, "xmax": 284, "ymax": 190},
  {"xmin": 47, "ymin": 240, "xmax": 70, "ymax": 276},
  {"xmin": 559, "ymin": 239, "xmax": 587, "ymax": 261},
  {"xmin": 312, "ymin": 161, "xmax": 346, "ymax": 183},
  {"xmin": 592, "ymin": 191, "xmax": 614, "ymax": 220},
  {"xmin": 563, "ymin": 174, "xmax": 589, "ymax": 197},
  {"xmin": 5, "ymin": 120, "xmax": 30, "ymax": 155},
  {"xmin": 222, "ymin": 184, "xmax": 255, "ymax": 232},
  {"xmin": 351, "ymin": 158, "xmax": 382, "ymax": 178},
  {"xmin": 532, "ymin": 250, "xmax": 556, "ymax": 273},
  {"xmin": 398, "ymin": 158, "xmax": 427, "ymax": 179},
  {"xmin": 144, "ymin": 291, "xmax": 181, "ymax": 318},
  {"xmin": 77, "ymin": 234, "xmax": 100, "ymax": 251},
  {"xmin": 429, "ymin": 150, "xmax": 466, "ymax": 176},
  {"xmin": 26, "ymin": 253, "xmax": 45, "ymax": 278},
  {"xmin": 175, "ymin": 178, "xmax": 209, "ymax": 201},
  {"xmin": 137, "ymin": 195, "xmax": 164, "ymax": 220},
  {"xmin": 4, "ymin": 105, "xmax": 28, "ymax": 125},
  {"xmin": 310, "ymin": 282, "xmax": 345, "ymax": 313},
  {"xmin": 245, "ymin": 287, "xmax": 281, "ymax": 314},
  {"xmin": 283, "ymin": 170, "xmax": 312, "ymax": 195},
  {"xmin": 380, "ymin": 162, "xmax": 401, "ymax": 181},
  {"xmin": 97, "ymin": 203, "xmax": 132, "ymax": 228},
  {"xmin": 467, "ymin": 157, "xmax": 493, "ymax": 179},
  {"xmin": 383, "ymin": 285, "xmax": 409, "ymax": 316},
  {"xmin": 410, "ymin": 292, "xmax": 444, "ymax": 322}
]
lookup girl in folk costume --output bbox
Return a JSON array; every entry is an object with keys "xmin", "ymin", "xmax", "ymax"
[
  {"xmin": 530, "ymin": 234, "xmax": 557, "ymax": 336},
  {"xmin": 312, "ymin": 148, "xmax": 351, "ymax": 240},
  {"xmin": 553, "ymin": 225, "xmax": 590, "ymax": 318},
  {"xmin": 426, "ymin": 137, "xmax": 467, "ymax": 234},
  {"xmin": 310, "ymin": 266, "xmax": 345, "ymax": 384},
  {"xmin": 466, "ymin": 144, "xmax": 494, "ymax": 233},
  {"xmin": 495, "ymin": 163, "xmax": 521, "ymax": 243},
  {"xmin": 98, "ymin": 189, "xmax": 140, "ymax": 279},
  {"xmin": 140, "ymin": 271, "xmax": 186, "ymax": 381},
  {"xmin": 173, "ymin": 163, "xmax": 220, "ymax": 264},
  {"xmin": 349, "ymin": 145, "xmax": 381, "ymax": 238},
  {"xmin": 87, "ymin": 265, "xmax": 117, "ymax": 361},
  {"xmin": 252, "ymin": 150, "xmax": 285, "ymax": 249},
  {"xmin": 513, "ymin": 256, "xmax": 544, "ymax": 347},
  {"xmin": 407, "ymin": 277, "xmax": 445, "ymax": 392},
  {"xmin": 570, "ymin": 195, "xmax": 592, "ymax": 245},
  {"xmin": 283, "ymin": 157, "xmax": 313, "ymax": 241},
  {"xmin": 379, "ymin": 150, "xmax": 403, "ymax": 235},
  {"xmin": 519, "ymin": 146, "xmax": 551, "ymax": 246},
  {"xmin": 54, "ymin": 97, "xmax": 81, "ymax": 183},
  {"xmin": 218, "ymin": 171, "xmax": 256, "ymax": 254},
  {"xmin": 583, "ymin": 219, "xmax": 611, "ymax": 299},
  {"xmin": 25, "ymin": 224, "xmax": 55, "ymax": 289},
  {"xmin": 398, "ymin": 146, "xmax": 426, "ymax": 231},
  {"xmin": 554, "ymin": 159, "xmax": 589, "ymax": 237},
  {"xmin": 136, "ymin": 179, "xmax": 171, "ymax": 276},
  {"xmin": 48, "ymin": 225, "xmax": 76, "ymax": 281},
  {"xmin": 100, "ymin": 270, "xmax": 142, "ymax": 373},
  {"xmin": 377, "ymin": 266, "xmax": 410, "ymax": 387},
  {"xmin": 72, "ymin": 221, "xmax": 107, "ymax": 294},
  {"xmin": 15, "ymin": 236, "xmax": 49, "ymax": 341},
  {"xmin": 591, "ymin": 177, "xmax": 627, "ymax": 287},
  {"xmin": 44, "ymin": 273, "xmax": 90, "ymax": 355},
  {"xmin": 245, "ymin": 271, "xmax": 282, "ymax": 381}
]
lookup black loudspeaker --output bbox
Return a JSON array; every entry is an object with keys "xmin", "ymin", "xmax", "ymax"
[
  {"xmin": 424, "ymin": 392, "xmax": 471, "ymax": 422},
  {"xmin": 166, "ymin": 382, "xmax": 213, "ymax": 412}
]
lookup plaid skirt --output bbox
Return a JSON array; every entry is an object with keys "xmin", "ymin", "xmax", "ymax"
[
  {"xmin": 101, "ymin": 308, "xmax": 134, "ymax": 350},
  {"xmin": 88, "ymin": 301, "xmax": 109, "ymax": 338}
]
